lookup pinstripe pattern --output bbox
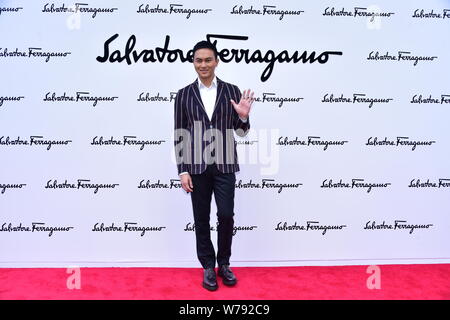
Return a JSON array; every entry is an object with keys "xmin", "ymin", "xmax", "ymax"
[{"xmin": 174, "ymin": 77, "xmax": 250, "ymax": 175}]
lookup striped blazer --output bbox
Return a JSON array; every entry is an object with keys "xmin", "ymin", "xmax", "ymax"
[{"xmin": 174, "ymin": 77, "xmax": 250, "ymax": 175}]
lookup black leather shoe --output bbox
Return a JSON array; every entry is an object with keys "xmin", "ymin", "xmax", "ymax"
[
  {"xmin": 202, "ymin": 268, "xmax": 218, "ymax": 291},
  {"xmin": 218, "ymin": 265, "xmax": 237, "ymax": 286}
]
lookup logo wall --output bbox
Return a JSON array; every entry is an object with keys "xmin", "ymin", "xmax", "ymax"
[{"xmin": 0, "ymin": 1, "xmax": 448, "ymax": 268}]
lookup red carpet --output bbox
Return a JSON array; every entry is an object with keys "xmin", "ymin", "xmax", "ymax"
[{"xmin": 0, "ymin": 264, "xmax": 449, "ymax": 300}]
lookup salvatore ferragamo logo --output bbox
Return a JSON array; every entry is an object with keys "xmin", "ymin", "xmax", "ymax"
[
  {"xmin": 92, "ymin": 222, "xmax": 166, "ymax": 236},
  {"xmin": 0, "ymin": 47, "xmax": 71, "ymax": 62},
  {"xmin": 45, "ymin": 179, "xmax": 119, "ymax": 194},
  {"xmin": 43, "ymin": 91, "xmax": 119, "ymax": 107},
  {"xmin": 137, "ymin": 3, "xmax": 212, "ymax": 19},
  {"xmin": 96, "ymin": 33, "xmax": 343, "ymax": 82},
  {"xmin": 366, "ymin": 136, "xmax": 436, "ymax": 151},
  {"xmin": 235, "ymin": 179, "xmax": 302, "ymax": 193},
  {"xmin": 0, "ymin": 222, "xmax": 74, "ymax": 237},
  {"xmin": 277, "ymin": 136, "xmax": 348, "ymax": 150},
  {"xmin": 230, "ymin": 5, "xmax": 304, "ymax": 20},
  {"xmin": 275, "ymin": 221, "xmax": 347, "ymax": 235},
  {"xmin": 323, "ymin": 7, "xmax": 395, "ymax": 21},
  {"xmin": 367, "ymin": 51, "xmax": 438, "ymax": 66},
  {"xmin": 364, "ymin": 220, "xmax": 433, "ymax": 234},
  {"xmin": 321, "ymin": 178, "xmax": 391, "ymax": 193},
  {"xmin": 42, "ymin": 3, "xmax": 118, "ymax": 18},
  {"xmin": 0, "ymin": 136, "xmax": 72, "ymax": 150},
  {"xmin": 322, "ymin": 93, "xmax": 393, "ymax": 108},
  {"xmin": 91, "ymin": 136, "xmax": 166, "ymax": 150}
]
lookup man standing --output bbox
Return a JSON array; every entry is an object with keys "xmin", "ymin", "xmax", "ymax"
[{"xmin": 174, "ymin": 40, "xmax": 254, "ymax": 291}]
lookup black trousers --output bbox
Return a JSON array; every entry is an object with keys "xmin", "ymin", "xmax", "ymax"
[{"xmin": 190, "ymin": 164, "xmax": 236, "ymax": 269}]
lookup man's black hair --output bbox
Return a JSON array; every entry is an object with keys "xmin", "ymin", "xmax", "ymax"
[{"xmin": 192, "ymin": 40, "xmax": 218, "ymax": 60}]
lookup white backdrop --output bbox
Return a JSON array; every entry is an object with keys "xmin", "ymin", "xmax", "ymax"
[{"xmin": 1, "ymin": 0, "xmax": 449, "ymax": 267}]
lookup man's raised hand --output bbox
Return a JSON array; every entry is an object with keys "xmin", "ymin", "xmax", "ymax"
[{"xmin": 230, "ymin": 89, "xmax": 255, "ymax": 120}]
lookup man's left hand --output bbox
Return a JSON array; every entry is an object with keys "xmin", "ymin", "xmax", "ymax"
[{"xmin": 230, "ymin": 89, "xmax": 255, "ymax": 120}]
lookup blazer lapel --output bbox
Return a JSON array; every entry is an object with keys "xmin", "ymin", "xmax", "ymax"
[
  {"xmin": 211, "ymin": 77, "xmax": 224, "ymax": 122},
  {"xmin": 191, "ymin": 79, "xmax": 204, "ymax": 108}
]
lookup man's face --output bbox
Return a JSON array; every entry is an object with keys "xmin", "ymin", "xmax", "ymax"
[{"xmin": 193, "ymin": 48, "xmax": 218, "ymax": 81}]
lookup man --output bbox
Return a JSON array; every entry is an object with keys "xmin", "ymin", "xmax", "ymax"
[{"xmin": 173, "ymin": 40, "xmax": 254, "ymax": 291}]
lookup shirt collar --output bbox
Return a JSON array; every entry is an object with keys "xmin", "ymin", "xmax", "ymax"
[{"xmin": 197, "ymin": 76, "xmax": 217, "ymax": 90}]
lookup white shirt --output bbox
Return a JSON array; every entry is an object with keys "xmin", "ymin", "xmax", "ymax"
[{"xmin": 198, "ymin": 76, "xmax": 217, "ymax": 121}]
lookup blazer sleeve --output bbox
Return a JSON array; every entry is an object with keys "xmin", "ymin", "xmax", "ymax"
[
  {"xmin": 173, "ymin": 89, "xmax": 190, "ymax": 175},
  {"xmin": 232, "ymin": 85, "xmax": 250, "ymax": 137}
]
